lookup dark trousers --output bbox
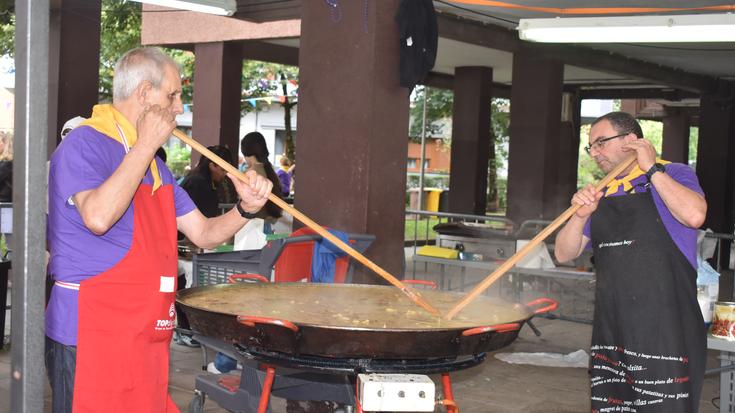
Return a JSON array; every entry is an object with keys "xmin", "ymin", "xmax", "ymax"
[{"xmin": 45, "ymin": 336, "xmax": 76, "ymax": 413}]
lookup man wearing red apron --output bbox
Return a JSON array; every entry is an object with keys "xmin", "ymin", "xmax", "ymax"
[
  {"xmin": 555, "ymin": 112, "xmax": 707, "ymax": 412},
  {"xmin": 46, "ymin": 47, "xmax": 272, "ymax": 412}
]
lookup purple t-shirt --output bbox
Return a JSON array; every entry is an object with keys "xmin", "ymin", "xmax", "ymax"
[
  {"xmin": 582, "ymin": 163, "xmax": 703, "ymax": 269},
  {"xmin": 46, "ymin": 125, "xmax": 196, "ymax": 345}
]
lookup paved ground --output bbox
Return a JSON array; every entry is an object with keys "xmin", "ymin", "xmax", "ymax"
[{"xmin": 0, "ymin": 259, "xmax": 728, "ymax": 412}]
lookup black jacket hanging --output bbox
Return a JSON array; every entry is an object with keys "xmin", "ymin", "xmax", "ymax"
[{"xmin": 395, "ymin": 0, "xmax": 438, "ymax": 93}]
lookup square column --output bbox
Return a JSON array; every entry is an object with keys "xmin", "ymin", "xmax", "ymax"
[
  {"xmin": 448, "ymin": 66, "xmax": 493, "ymax": 215},
  {"xmin": 697, "ymin": 84, "xmax": 735, "ymax": 273},
  {"xmin": 506, "ymin": 47, "xmax": 564, "ymax": 224},
  {"xmin": 49, "ymin": 0, "xmax": 101, "ymax": 154},
  {"xmin": 192, "ymin": 42, "xmax": 242, "ymax": 164},
  {"xmin": 296, "ymin": 0, "xmax": 409, "ymax": 281},
  {"xmin": 662, "ymin": 108, "xmax": 690, "ymax": 164}
]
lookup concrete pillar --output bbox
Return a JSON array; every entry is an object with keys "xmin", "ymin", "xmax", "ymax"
[
  {"xmin": 192, "ymin": 42, "xmax": 242, "ymax": 165},
  {"xmin": 662, "ymin": 108, "xmax": 690, "ymax": 164},
  {"xmin": 49, "ymin": 0, "xmax": 101, "ymax": 155},
  {"xmin": 506, "ymin": 46, "xmax": 565, "ymax": 224},
  {"xmin": 297, "ymin": 0, "xmax": 409, "ymax": 282},
  {"xmin": 448, "ymin": 66, "xmax": 493, "ymax": 215}
]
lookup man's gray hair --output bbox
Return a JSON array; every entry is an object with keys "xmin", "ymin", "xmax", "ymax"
[
  {"xmin": 591, "ymin": 111, "xmax": 644, "ymax": 139},
  {"xmin": 113, "ymin": 47, "xmax": 179, "ymax": 103}
]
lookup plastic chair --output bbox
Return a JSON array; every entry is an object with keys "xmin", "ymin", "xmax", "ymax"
[{"xmin": 273, "ymin": 228, "xmax": 375, "ymax": 283}]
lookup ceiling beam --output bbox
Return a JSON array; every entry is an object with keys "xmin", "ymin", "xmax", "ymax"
[
  {"xmin": 239, "ymin": 40, "xmax": 299, "ymax": 66},
  {"xmin": 233, "ymin": 0, "xmax": 301, "ymax": 22},
  {"xmin": 436, "ymin": 13, "xmax": 718, "ymax": 93},
  {"xmin": 577, "ymin": 88, "xmax": 698, "ymax": 101},
  {"xmin": 423, "ymin": 72, "xmax": 511, "ymax": 99}
]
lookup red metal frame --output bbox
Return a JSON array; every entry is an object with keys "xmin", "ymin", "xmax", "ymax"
[{"xmin": 256, "ymin": 365, "xmax": 276, "ymax": 413}]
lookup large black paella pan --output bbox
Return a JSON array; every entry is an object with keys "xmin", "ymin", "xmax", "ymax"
[{"xmin": 177, "ymin": 283, "xmax": 557, "ymax": 359}]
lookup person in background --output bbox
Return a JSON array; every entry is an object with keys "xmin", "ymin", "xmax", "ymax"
[
  {"xmin": 46, "ymin": 46, "xmax": 272, "ymax": 413},
  {"xmin": 0, "ymin": 132, "xmax": 13, "ymax": 203},
  {"xmin": 240, "ymin": 132, "xmax": 283, "ymax": 234},
  {"xmin": 180, "ymin": 146, "xmax": 233, "ymax": 218},
  {"xmin": 207, "ymin": 133, "xmax": 284, "ymax": 375},
  {"xmin": 175, "ymin": 146, "xmax": 234, "ymax": 348},
  {"xmin": 276, "ymin": 155, "xmax": 292, "ymax": 198},
  {"xmin": 554, "ymin": 111, "xmax": 707, "ymax": 412}
]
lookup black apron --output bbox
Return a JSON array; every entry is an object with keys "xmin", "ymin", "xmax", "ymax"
[{"xmin": 590, "ymin": 189, "xmax": 705, "ymax": 413}]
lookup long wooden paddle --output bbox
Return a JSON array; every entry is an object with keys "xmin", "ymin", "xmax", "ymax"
[
  {"xmin": 445, "ymin": 155, "xmax": 638, "ymax": 320},
  {"xmin": 173, "ymin": 129, "xmax": 442, "ymax": 317}
]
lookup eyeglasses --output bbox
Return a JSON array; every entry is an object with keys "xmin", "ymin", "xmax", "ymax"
[{"xmin": 584, "ymin": 133, "xmax": 628, "ymax": 154}]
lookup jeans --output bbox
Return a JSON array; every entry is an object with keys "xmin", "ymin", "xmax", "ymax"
[{"xmin": 45, "ymin": 336, "xmax": 76, "ymax": 413}]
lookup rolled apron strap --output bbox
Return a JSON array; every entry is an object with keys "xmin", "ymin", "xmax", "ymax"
[{"xmin": 54, "ymin": 280, "xmax": 80, "ymax": 291}]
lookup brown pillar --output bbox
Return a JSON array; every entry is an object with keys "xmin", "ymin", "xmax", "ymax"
[
  {"xmin": 662, "ymin": 108, "xmax": 690, "ymax": 164},
  {"xmin": 50, "ymin": 0, "xmax": 101, "ymax": 155},
  {"xmin": 448, "ymin": 67, "xmax": 493, "ymax": 216},
  {"xmin": 192, "ymin": 42, "xmax": 242, "ymax": 165},
  {"xmin": 297, "ymin": 0, "xmax": 409, "ymax": 282},
  {"xmin": 506, "ymin": 46, "xmax": 564, "ymax": 224},
  {"xmin": 697, "ymin": 83, "xmax": 735, "ymax": 252}
]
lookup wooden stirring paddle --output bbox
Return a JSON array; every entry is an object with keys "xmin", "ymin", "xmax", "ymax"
[
  {"xmin": 445, "ymin": 155, "xmax": 638, "ymax": 320},
  {"xmin": 173, "ymin": 129, "xmax": 442, "ymax": 317}
]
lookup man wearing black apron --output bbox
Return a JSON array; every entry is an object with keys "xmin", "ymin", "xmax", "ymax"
[{"xmin": 555, "ymin": 111, "xmax": 707, "ymax": 412}]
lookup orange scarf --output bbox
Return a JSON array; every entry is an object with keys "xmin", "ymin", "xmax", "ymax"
[{"xmin": 80, "ymin": 104, "xmax": 162, "ymax": 192}]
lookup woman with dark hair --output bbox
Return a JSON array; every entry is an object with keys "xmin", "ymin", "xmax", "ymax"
[
  {"xmin": 175, "ymin": 145, "xmax": 235, "ymax": 349},
  {"xmin": 180, "ymin": 145, "xmax": 233, "ymax": 218},
  {"xmin": 240, "ymin": 132, "xmax": 282, "ymax": 234}
]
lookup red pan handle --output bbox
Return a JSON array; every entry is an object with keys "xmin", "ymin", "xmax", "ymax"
[
  {"xmin": 402, "ymin": 279, "xmax": 438, "ymax": 290},
  {"xmin": 236, "ymin": 315, "xmax": 300, "ymax": 332},
  {"xmin": 461, "ymin": 323, "xmax": 521, "ymax": 336},
  {"xmin": 525, "ymin": 298, "xmax": 558, "ymax": 315},
  {"xmin": 228, "ymin": 273, "xmax": 270, "ymax": 284}
]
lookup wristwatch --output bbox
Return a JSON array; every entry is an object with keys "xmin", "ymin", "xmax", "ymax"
[
  {"xmin": 235, "ymin": 200, "xmax": 259, "ymax": 219},
  {"xmin": 645, "ymin": 162, "xmax": 666, "ymax": 180}
]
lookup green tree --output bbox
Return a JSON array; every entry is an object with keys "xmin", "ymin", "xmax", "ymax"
[
  {"xmin": 99, "ymin": 0, "xmax": 142, "ymax": 101},
  {"xmin": 408, "ymin": 86, "xmax": 453, "ymax": 141}
]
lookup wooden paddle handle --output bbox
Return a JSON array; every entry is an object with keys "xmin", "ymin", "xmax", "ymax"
[
  {"xmin": 172, "ymin": 129, "xmax": 441, "ymax": 317},
  {"xmin": 445, "ymin": 155, "xmax": 637, "ymax": 320}
]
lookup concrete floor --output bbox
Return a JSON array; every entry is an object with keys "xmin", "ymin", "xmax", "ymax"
[{"xmin": 0, "ymin": 258, "xmax": 728, "ymax": 412}]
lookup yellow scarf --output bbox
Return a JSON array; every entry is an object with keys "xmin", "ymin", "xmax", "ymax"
[
  {"xmin": 604, "ymin": 158, "xmax": 670, "ymax": 196},
  {"xmin": 80, "ymin": 104, "xmax": 162, "ymax": 192}
]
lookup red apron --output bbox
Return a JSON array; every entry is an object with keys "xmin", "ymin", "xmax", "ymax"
[{"xmin": 73, "ymin": 183, "xmax": 180, "ymax": 413}]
